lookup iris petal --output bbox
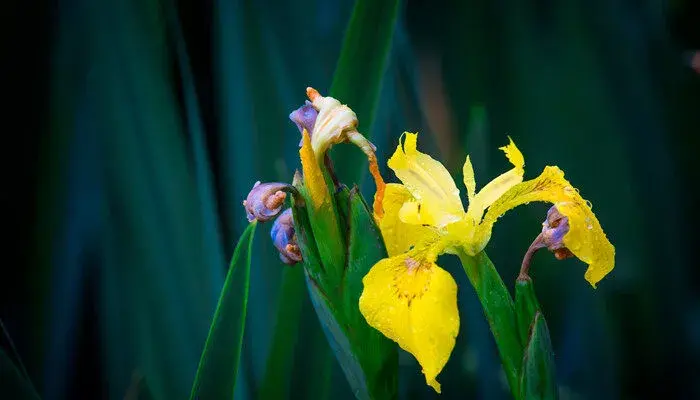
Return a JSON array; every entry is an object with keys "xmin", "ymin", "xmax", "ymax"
[
  {"xmin": 466, "ymin": 137, "xmax": 525, "ymax": 222},
  {"xmin": 387, "ymin": 133, "xmax": 464, "ymax": 228},
  {"xmin": 359, "ymin": 251, "xmax": 459, "ymax": 393},
  {"xmin": 379, "ymin": 184, "xmax": 438, "ymax": 256}
]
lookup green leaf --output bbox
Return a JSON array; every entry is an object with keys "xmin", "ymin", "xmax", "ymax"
[
  {"xmin": 0, "ymin": 348, "xmax": 40, "ymax": 400},
  {"xmin": 291, "ymin": 186, "xmax": 325, "ymax": 284},
  {"xmin": 344, "ymin": 188, "xmax": 398, "ymax": 399},
  {"xmin": 258, "ymin": 266, "xmax": 305, "ymax": 400},
  {"xmin": 515, "ymin": 276, "xmax": 542, "ymax": 347},
  {"xmin": 189, "ymin": 222, "xmax": 257, "ymax": 400},
  {"xmin": 123, "ymin": 373, "xmax": 156, "ymax": 400},
  {"xmin": 329, "ymin": 0, "xmax": 400, "ymax": 183},
  {"xmin": 457, "ymin": 250, "xmax": 522, "ymax": 399},
  {"xmin": 301, "ymin": 188, "xmax": 398, "ymax": 400},
  {"xmin": 520, "ymin": 313, "xmax": 558, "ymax": 400}
]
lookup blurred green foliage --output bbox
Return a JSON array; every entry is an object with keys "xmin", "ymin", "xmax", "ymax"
[{"xmin": 4, "ymin": 0, "xmax": 700, "ymax": 399}]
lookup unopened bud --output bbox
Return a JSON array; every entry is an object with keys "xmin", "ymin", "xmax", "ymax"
[
  {"xmin": 270, "ymin": 208, "xmax": 302, "ymax": 265},
  {"xmin": 243, "ymin": 181, "xmax": 295, "ymax": 222}
]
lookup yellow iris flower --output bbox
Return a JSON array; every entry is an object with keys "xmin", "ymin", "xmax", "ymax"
[{"xmin": 359, "ymin": 133, "xmax": 615, "ymax": 392}]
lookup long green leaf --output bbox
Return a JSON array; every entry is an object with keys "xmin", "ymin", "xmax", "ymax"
[
  {"xmin": 0, "ymin": 348, "xmax": 41, "ymax": 400},
  {"xmin": 514, "ymin": 276, "xmax": 542, "ymax": 347},
  {"xmin": 457, "ymin": 250, "xmax": 522, "ymax": 399},
  {"xmin": 189, "ymin": 222, "xmax": 257, "ymax": 400},
  {"xmin": 329, "ymin": 0, "xmax": 400, "ymax": 184},
  {"xmin": 258, "ymin": 266, "xmax": 305, "ymax": 400},
  {"xmin": 519, "ymin": 313, "xmax": 558, "ymax": 400}
]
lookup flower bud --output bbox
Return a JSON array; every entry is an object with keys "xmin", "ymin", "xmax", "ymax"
[
  {"xmin": 270, "ymin": 208, "xmax": 302, "ymax": 265},
  {"xmin": 243, "ymin": 181, "xmax": 294, "ymax": 222}
]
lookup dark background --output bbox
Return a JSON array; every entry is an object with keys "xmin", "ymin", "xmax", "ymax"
[{"xmin": 4, "ymin": 0, "xmax": 700, "ymax": 398}]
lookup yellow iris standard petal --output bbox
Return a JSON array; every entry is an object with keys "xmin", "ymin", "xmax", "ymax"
[
  {"xmin": 299, "ymin": 129, "xmax": 330, "ymax": 208},
  {"xmin": 388, "ymin": 133, "xmax": 464, "ymax": 228},
  {"xmin": 475, "ymin": 166, "xmax": 615, "ymax": 287},
  {"xmin": 466, "ymin": 137, "xmax": 526, "ymax": 222},
  {"xmin": 379, "ymin": 184, "xmax": 437, "ymax": 256},
  {"xmin": 359, "ymin": 252, "xmax": 459, "ymax": 393}
]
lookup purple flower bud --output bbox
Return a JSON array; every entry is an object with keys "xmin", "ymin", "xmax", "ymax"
[
  {"xmin": 270, "ymin": 209, "xmax": 302, "ymax": 265},
  {"xmin": 541, "ymin": 206, "xmax": 574, "ymax": 260},
  {"xmin": 289, "ymin": 100, "xmax": 318, "ymax": 146},
  {"xmin": 243, "ymin": 181, "xmax": 294, "ymax": 222}
]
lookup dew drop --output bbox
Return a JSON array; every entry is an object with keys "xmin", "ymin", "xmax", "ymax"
[{"xmin": 585, "ymin": 200, "xmax": 593, "ymax": 209}]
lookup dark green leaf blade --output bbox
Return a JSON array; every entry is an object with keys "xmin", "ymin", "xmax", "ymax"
[
  {"xmin": 258, "ymin": 266, "xmax": 305, "ymax": 400},
  {"xmin": 329, "ymin": 0, "xmax": 400, "ymax": 183},
  {"xmin": 515, "ymin": 276, "xmax": 542, "ymax": 347},
  {"xmin": 520, "ymin": 313, "xmax": 558, "ymax": 400},
  {"xmin": 302, "ymin": 187, "xmax": 398, "ymax": 400},
  {"xmin": 0, "ymin": 348, "xmax": 41, "ymax": 400},
  {"xmin": 344, "ymin": 188, "xmax": 398, "ymax": 400},
  {"xmin": 189, "ymin": 222, "xmax": 257, "ymax": 400},
  {"xmin": 457, "ymin": 250, "xmax": 522, "ymax": 399}
]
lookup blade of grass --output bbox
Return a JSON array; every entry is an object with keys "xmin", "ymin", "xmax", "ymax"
[
  {"xmin": 189, "ymin": 221, "xmax": 257, "ymax": 400},
  {"xmin": 329, "ymin": 0, "xmax": 400, "ymax": 185},
  {"xmin": 0, "ymin": 348, "xmax": 41, "ymax": 400},
  {"xmin": 258, "ymin": 266, "xmax": 305, "ymax": 400}
]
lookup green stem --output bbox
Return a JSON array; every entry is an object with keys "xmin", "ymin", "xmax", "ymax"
[{"xmin": 456, "ymin": 249, "xmax": 522, "ymax": 399}]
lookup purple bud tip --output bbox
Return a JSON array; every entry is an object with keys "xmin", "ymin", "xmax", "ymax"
[
  {"xmin": 270, "ymin": 209, "xmax": 302, "ymax": 265},
  {"xmin": 243, "ymin": 181, "xmax": 292, "ymax": 222},
  {"xmin": 541, "ymin": 206, "xmax": 572, "ymax": 257},
  {"xmin": 289, "ymin": 100, "xmax": 318, "ymax": 146}
]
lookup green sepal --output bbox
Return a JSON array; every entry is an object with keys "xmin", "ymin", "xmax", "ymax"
[
  {"xmin": 302, "ymin": 187, "xmax": 398, "ymax": 400},
  {"xmin": 291, "ymin": 184, "xmax": 325, "ymax": 285},
  {"xmin": 457, "ymin": 250, "xmax": 522, "ymax": 399},
  {"xmin": 294, "ymin": 168, "xmax": 346, "ymax": 286},
  {"xmin": 515, "ymin": 276, "xmax": 542, "ymax": 347},
  {"xmin": 519, "ymin": 312, "xmax": 558, "ymax": 400}
]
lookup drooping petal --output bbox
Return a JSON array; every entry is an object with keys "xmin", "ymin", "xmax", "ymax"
[
  {"xmin": 304, "ymin": 88, "xmax": 386, "ymax": 218},
  {"xmin": 466, "ymin": 137, "xmax": 526, "ymax": 222},
  {"xmin": 359, "ymin": 251, "xmax": 459, "ymax": 393},
  {"xmin": 379, "ymin": 184, "xmax": 438, "ymax": 256},
  {"xmin": 307, "ymin": 87, "xmax": 359, "ymax": 158},
  {"xmin": 387, "ymin": 133, "xmax": 464, "ymax": 228},
  {"xmin": 473, "ymin": 166, "xmax": 615, "ymax": 287},
  {"xmin": 299, "ymin": 128, "xmax": 330, "ymax": 208}
]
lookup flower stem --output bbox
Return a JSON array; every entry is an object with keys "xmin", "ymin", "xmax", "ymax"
[{"xmin": 457, "ymin": 249, "xmax": 522, "ymax": 399}]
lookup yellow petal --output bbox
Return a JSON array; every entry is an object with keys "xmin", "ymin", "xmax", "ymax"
[
  {"xmin": 466, "ymin": 137, "xmax": 526, "ymax": 222},
  {"xmin": 387, "ymin": 133, "xmax": 464, "ymax": 228},
  {"xmin": 463, "ymin": 155, "xmax": 476, "ymax": 202},
  {"xmin": 299, "ymin": 129, "xmax": 330, "ymax": 208},
  {"xmin": 379, "ymin": 184, "xmax": 437, "ymax": 256},
  {"xmin": 474, "ymin": 166, "xmax": 615, "ymax": 287},
  {"xmin": 359, "ymin": 251, "xmax": 459, "ymax": 393},
  {"xmin": 500, "ymin": 136, "xmax": 524, "ymax": 170}
]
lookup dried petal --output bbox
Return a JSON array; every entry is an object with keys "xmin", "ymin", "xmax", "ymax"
[
  {"xmin": 289, "ymin": 100, "xmax": 318, "ymax": 146},
  {"xmin": 541, "ymin": 206, "xmax": 570, "ymax": 252}
]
